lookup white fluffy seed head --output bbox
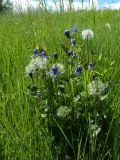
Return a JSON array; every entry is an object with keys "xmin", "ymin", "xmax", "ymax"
[
  {"xmin": 25, "ymin": 57, "xmax": 48, "ymax": 75},
  {"xmin": 87, "ymin": 80, "xmax": 107, "ymax": 96},
  {"xmin": 25, "ymin": 63, "xmax": 36, "ymax": 74},
  {"xmin": 82, "ymin": 29, "xmax": 94, "ymax": 40},
  {"xmin": 57, "ymin": 106, "xmax": 71, "ymax": 118}
]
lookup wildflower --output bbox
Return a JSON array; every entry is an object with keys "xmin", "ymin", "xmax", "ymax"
[
  {"xmin": 70, "ymin": 26, "xmax": 80, "ymax": 33},
  {"xmin": 64, "ymin": 30, "xmax": 71, "ymax": 39},
  {"xmin": 25, "ymin": 57, "xmax": 48, "ymax": 76},
  {"xmin": 87, "ymin": 80, "xmax": 108, "ymax": 96},
  {"xmin": 53, "ymin": 52, "xmax": 58, "ymax": 59},
  {"xmin": 47, "ymin": 65, "xmax": 63, "ymax": 78},
  {"xmin": 57, "ymin": 106, "xmax": 71, "ymax": 118},
  {"xmin": 70, "ymin": 39, "xmax": 76, "ymax": 46},
  {"xmin": 88, "ymin": 63, "xmax": 94, "ymax": 70},
  {"xmin": 56, "ymin": 63, "xmax": 64, "ymax": 72},
  {"xmin": 82, "ymin": 29, "xmax": 94, "ymax": 40},
  {"xmin": 100, "ymin": 85, "xmax": 108, "ymax": 94},
  {"xmin": 25, "ymin": 63, "xmax": 36, "ymax": 76},
  {"xmin": 41, "ymin": 51, "xmax": 49, "ymax": 59},
  {"xmin": 72, "ymin": 51, "xmax": 78, "ymax": 58},
  {"xmin": 33, "ymin": 49, "xmax": 39, "ymax": 56},
  {"xmin": 74, "ymin": 65, "xmax": 82, "ymax": 75},
  {"xmin": 29, "ymin": 72, "xmax": 33, "ymax": 78},
  {"xmin": 31, "ymin": 57, "xmax": 48, "ymax": 69},
  {"xmin": 105, "ymin": 23, "xmax": 111, "ymax": 30}
]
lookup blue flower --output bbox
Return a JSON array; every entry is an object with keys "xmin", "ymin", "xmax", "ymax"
[
  {"xmin": 100, "ymin": 85, "xmax": 108, "ymax": 94},
  {"xmin": 70, "ymin": 26, "xmax": 80, "ymax": 33},
  {"xmin": 47, "ymin": 65, "xmax": 63, "ymax": 78},
  {"xmin": 41, "ymin": 51, "xmax": 49, "ymax": 59},
  {"xmin": 70, "ymin": 39, "xmax": 76, "ymax": 46},
  {"xmin": 72, "ymin": 51, "xmax": 78, "ymax": 58},
  {"xmin": 33, "ymin": 49, "xmax": 39, "ymax": 56},
  {"xmin": 64, "ymin": 30, "xmax": 71, "ymax": 39},
  {"xmin": 53, "ymin": 52, "xmax": 58, "ymax": 59},
  {"xmin": 74, "ymin": 65, "xmax": 82, "ymax": 75},
  {"xmin": 89, "ymin": 63, "xmax": 94, "ymax": 70},
  {"xmin": 29, "ymin": 72, "xmax": 33, "ymax": 78}
]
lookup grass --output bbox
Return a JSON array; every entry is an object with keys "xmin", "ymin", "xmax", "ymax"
[{"xmin": 0, "ymin": 9, "xmax": 120, "ymax": 160}]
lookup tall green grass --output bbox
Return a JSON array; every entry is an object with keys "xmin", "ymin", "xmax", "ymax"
[{"xmin": 0, "ymin": 9, "xmax": 120, "ymax": 159}]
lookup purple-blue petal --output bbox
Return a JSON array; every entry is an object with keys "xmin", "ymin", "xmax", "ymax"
[
  {"xmin": 33, "ymin": 49, "xmax": 39, "ymax": 55},
  {"xmin": 29, "ymin": 72, "xmax": 33, "ymax": 78}
]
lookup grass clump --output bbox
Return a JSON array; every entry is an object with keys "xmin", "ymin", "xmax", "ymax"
[{"xmin": 0, "ymin": 9, "xmax": 120, "ymax": 160}]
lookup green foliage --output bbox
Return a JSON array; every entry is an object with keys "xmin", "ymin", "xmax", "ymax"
[
  {"xmin": 0, "ymin": 0, "xmax": 12, "ymax": 13},
  {"xmin": 0, "ymin": 9, "xmax": 120, "ymax": 160},
  {"xmin": 25, "ymin": 25, "xmax": 115, "ymax": 159}
]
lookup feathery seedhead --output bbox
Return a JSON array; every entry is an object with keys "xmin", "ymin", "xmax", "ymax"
[{"xmin": 82, "ymin": 29, "xmax": 94, "ymax": 40}]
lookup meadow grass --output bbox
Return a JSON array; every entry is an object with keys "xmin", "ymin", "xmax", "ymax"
[{"xmin": 0, "ymin": 9, "xmax": 120, "ymax": 160}]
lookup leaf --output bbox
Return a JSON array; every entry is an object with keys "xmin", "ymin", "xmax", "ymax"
[
  {"xmin": 110, "ymin": 61, "xmax": 115, "ymax": 66},
  {"xmin": 100, "ymin": 94, "xmax": 108, "ymax": 101},
  {"xmin": 94, "ymin": 71, "xmax": 101, "ymax": 76},
  {"xmin": 99, "ymin": 53, "xmax": 103, "ymax": 61},
  {"xmin": 58, "ymin": 85, "xmax": 64, "ymax": 88},
  {"xmin": 54, "ymin": 120, "xmax": 73, "ymax": 149}
]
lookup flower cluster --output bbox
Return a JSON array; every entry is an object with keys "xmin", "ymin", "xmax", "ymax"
[
  {"xmin": 25, "ymin": 26, "xmax": 111, "ymax": 128},
  {"xmin": 25, "ymin": 26, "xmax": 113, "ymax": 158},
  {"xmin": 87, "ymin": 79, "xmax": 108, "ymax": 96},
  {"xmin": 25, "ymin": 26, "xmax": 108, "ymax": 100},
  {"xmin": 57, "ymin": 106, "xmax": 71, "ymax": 118},
  {"xmin": 25, "ymin": 56, "xmax": 48, "ymax": 78}
]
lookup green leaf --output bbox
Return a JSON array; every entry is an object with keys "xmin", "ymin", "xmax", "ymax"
[
  {"xmin": 99, "ymin": 53, "xmax": 103, "ymax": 61},
  {"xmin": 110, "ymin": 61, "xmax": 115, "ymax": 66},
  {"xmin": 100, "ymin": 94, "xmax": 108, "ymax": 101}
]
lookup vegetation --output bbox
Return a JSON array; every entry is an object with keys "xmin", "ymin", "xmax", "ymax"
[
  {"xmin": 0, "ymin": 0, "xmax": 12, "ymax": 13},
  {"xmin": 0, "ymin": 8, "xmax": 120, "ymax": 160}
]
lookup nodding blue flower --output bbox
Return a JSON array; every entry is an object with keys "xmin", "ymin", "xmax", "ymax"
[
  {"xmin": 29, "ymin": 72, "xmax": 33, "ymax": 78},
  {"xmin": 51, "ymin": 65, "xmax": 58, "ymax": 75},
  {"xmin": 74, "ymin": 65, "xmax": 82, "ymax": 75},
  {"xmin": 64, "ymin": 30, "xmax": 71, "ymax": 39},
  {"xmin": 100, "ymin": 85, "xmax": 108, "ymax": 94},
  {"xmin": 72, "ymin": 52, "xmax": 78, "ymax": 58},
  {"xmin": 70, "ymin": 39, "xmax": 76, "ymax": 46},
  {"xmin": 70, "ymin": 26, "xmax": 80, "ymax": 33},
  {"xmin": 66, "ymin": 51, "xmax": 72, "ymax": 57},
  {"xmin": 54, "ymin": 52, "xmax": 58, "ymax": 59},
  {"xmin": 88, "ymin": 63, "xmax": 94, "ymax": 70},
  {"xmin": 89, "ymin": 63, "xmax": 94, "ymax": 69},
  {"xmin": 41, "ymin": 51, "xmax": 49, "ymax": 59},
  {"xmin": 47, "ymin": 65, "xmax": 63, "ymax": 78},
  {"xmin": 33, "ymin": 49, "xmax": 39, "ymax": 56}
]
